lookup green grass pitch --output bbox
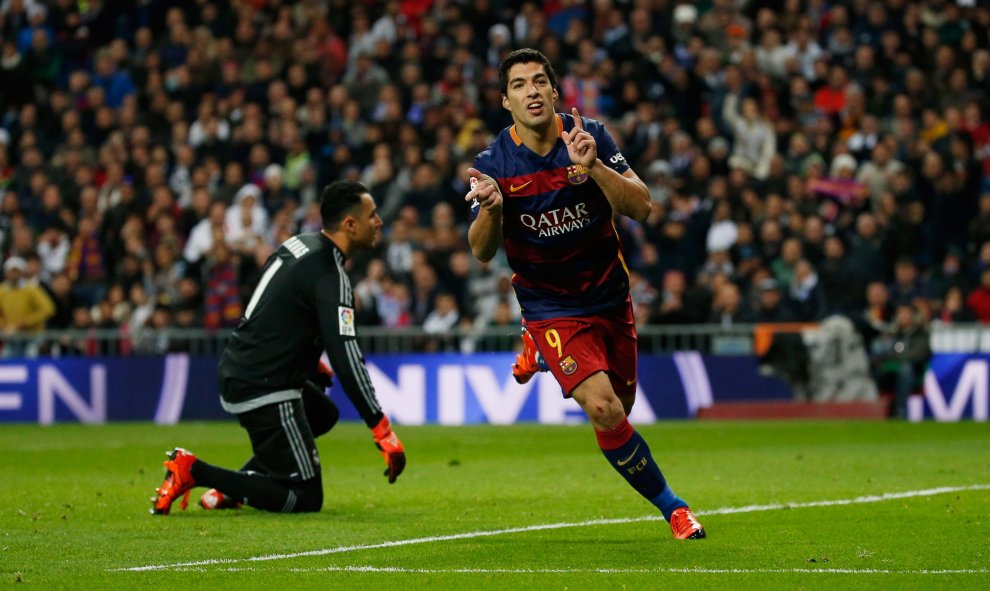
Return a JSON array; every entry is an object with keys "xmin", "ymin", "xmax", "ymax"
[{"xmin": 2, "ymin": 420, "xmax": 988, "ymax": 590}]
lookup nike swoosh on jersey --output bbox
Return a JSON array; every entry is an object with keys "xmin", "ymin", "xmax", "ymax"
[
  {"xmin": 509, "ymin": 180, "xmax": 533, "ymax": 192},
  {"xmin": 616, "ymin": 443, "xmax": 641, "ymax": 466}
]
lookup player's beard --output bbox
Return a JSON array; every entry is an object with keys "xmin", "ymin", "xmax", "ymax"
[{"xmin": 367, "ymin": 227, "xmax": 382, "ymax": 249}]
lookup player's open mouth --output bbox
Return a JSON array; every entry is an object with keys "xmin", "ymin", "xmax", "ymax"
[{"xmin": 527, "ymin": 102, "xmax": 544, "ymax": 115}]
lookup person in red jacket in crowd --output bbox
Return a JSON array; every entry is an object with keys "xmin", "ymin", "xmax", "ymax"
[{"xmin": 966, "ymin": 268, "xmax": 990, "ymax": 323}]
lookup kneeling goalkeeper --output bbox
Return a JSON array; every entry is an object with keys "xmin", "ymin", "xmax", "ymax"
[{"xmin": 151, "ymin": 180, "xmax": 405, "ymax": 515}]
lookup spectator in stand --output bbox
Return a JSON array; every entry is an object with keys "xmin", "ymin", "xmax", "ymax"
[
  {"xmin": 352, "ymin": 258, "xmax": 386, "ymax": 326},
  {"xmin": 44, "ymin": 271, "xmax": 75, "ymax": 330},
  {"xmin": 966, "ymin": 268, "xmax": 990, "ymax": 323},
  {"xmin": 653, "ymin": 269, "xmax": 692, "ymax": 325},
  {"xmin": 384, "ymin": 217, "xmax": 416, "ymax": 280},
  {"xmin": 65, "ymin": 215, "xmax": 106, "ymax": 306},
  {"xmin": 183, "ymin": 200, "xmax": 227, "ymax": 267},
  {"xmin": 216, "ymin": 162, "xmax": 247, "ymax": 207},
  {"xmin": 771, "ymin": 237, "xmax": 803, "ymax": 290},
  {"xmin": 628, "ymin": 270, "xmax": 659, "ymax": 328},
  {"xmin": 90, "ymin": 283, "xmax": 131, "ymax": 327},
  {"xmin": 0, "ymin": 0, "xmax": 988, "ymax": 359},
  {"xmin": 409, "ymin": 257, "xmax": 439, "ymax": 325},
  {"xmin": 787, "ymin": 259, "xmax": 828, "ymax": 322},
  {"xmin": 857, "ymin": 143, "xmax": 904, "ymax": 214},
  {"xmin": 808, "ymin": 154, "xmax": 869, "ymax": 215},
  {"xmin": 168, "ymin": 302, "xmax": 200, "ymax": 353},
  {"xmin": 260, "ymin": 163, "xmax": 295, "ymax": 217},
  {"xmin": 59, "ymin": 306, "xmax": 97, "ymax": 357},
  {"xmin": 935, "ymin": 286, "xmax": 977, "ymax": 325},
  {"xmin": 928, "ymin": 248, "xmax": 970, "ymax": 302},
  {"xmin": 201, "ymin": 241, "xmax": 242, "ymax": 331},
  {"xmin": 818, "ymin": 235, "xmax": 860, "ymax": 316},
  {"xmin": 91, "ymin": 49, "xmax": 135, "ymax": 109},
  {"xmin": 151, "ymin": 242, "xmax": 184, "ymax": 307},
  {"xmin": 706, "ymin": 200, "xmax": 737, "ymax": 254},
  {"xmin": 860, "ymin": 280, "xmax": 895, "ymax": 345},
  {"xmin": 225, "ymin": 184, "xmax": 269, "ymax": 255},
  {"xmin": 422, "ymin": 292, "xmax": 460, "ymax": 352},
  {"xmin": 813, "ymin": 64, "xmax": 850, "ymax": 118},
  {"xmin": 133, "ymin": 304, "xmax": 172, "ymax": 355},
  {"xmin": 846, "ymin": 213, "xmax": 889, "ymax": 289},
  {"xmin": 471, "ymin": 300, "xmax": 517, "ymax": 352},
  {"xmin": 730, "ymin": 222, "xmax": 763, "ymax": 286},
  {"xmin": 35, "ymin": 224, "xmax": 69, "ymax": 282},
  {"xmin": 709, "ymin": 280, "xmax": 746, "ymax": 327},
  {"xmin": 376, "ymin": 275, "xmax": 412, "ymax": 329},
  {"xmin": 888, "ymin": 258, "xmax": 928, "ymax": 308},
  {"xmin": 724, "ymin": 96, "xmax": 776, "ymax": 181},
  {"xmin": 127, "ymin": 283, "xmax": 155, "ymax": 334},
  {"xmin": 742, "ymin": 277, "xmax": 796, "ymax": 323},
  {"xmin": 1, "ymin": 255, "xmax": 55, "ymax": 344},
  {"xmin": 870, "ymin": 303, "xmax": 931, "ymax": 419}
]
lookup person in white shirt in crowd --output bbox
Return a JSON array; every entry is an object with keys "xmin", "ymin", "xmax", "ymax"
[
  {"xmin": 183, "ymin": 200, "xmax": 227, "ymax": 265},
  {"xmin": 422, "ymin": 292, "xmax": 461, "ymax": 352},
  {"xmin": 723, "ymin": 96, "xmax": 776, "ymax": 180},
  {"xmin": 225, "ymin": 184, "xmax": 270, "ymax": 254},
  {"xmin": 36, "ymin": 225, "xmax": 69, "ymax": 283}
]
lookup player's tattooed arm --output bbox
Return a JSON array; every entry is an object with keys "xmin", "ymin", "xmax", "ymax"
[
  {"xmin": 465, "ymin": 167, "xmax": 503, "ymax": 262},
  {"xmin": 563, "ymin": 108, "xmax": 651, "ymax": 222}
]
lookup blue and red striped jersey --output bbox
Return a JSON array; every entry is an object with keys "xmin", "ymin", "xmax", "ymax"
[{"xmin": 471, "ymin": 113, "xmax": 632, "ymax": 321}]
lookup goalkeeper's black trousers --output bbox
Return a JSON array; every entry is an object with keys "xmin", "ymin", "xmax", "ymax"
[{"xmin": 190, "ymin": 382, "xmax": 339, "ymax": 513}]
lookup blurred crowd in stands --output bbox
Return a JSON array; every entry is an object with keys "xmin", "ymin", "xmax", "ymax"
[{"xmin": 1, "ymin": 0, "xmax": 989, "ymax": 358}]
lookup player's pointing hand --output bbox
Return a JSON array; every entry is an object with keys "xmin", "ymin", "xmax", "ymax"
[
  {"xmin": 465, "ymin": 167, "xmax": 503, "ymax": 212},
  {"xmin": 563, "ymin": 107, "xmax": 598, "ymax": 170}
]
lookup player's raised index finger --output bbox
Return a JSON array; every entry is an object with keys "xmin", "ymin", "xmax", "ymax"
[{"xmin": 571, "ymin": 107, "xmax": 584, "ymax": 131}]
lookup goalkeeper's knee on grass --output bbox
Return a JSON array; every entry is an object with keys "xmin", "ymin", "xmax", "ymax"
[{"xmin": 287, "ymin": 477, "xmax": 324, "ymax": 513}]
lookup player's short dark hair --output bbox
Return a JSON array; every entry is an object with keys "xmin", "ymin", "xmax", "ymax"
[
  {"xmin": 499, "ymin": 48, "xmax": 558, "ymax": 95},
  {"xmin": 320, "ymin": 180, "xmax": 368, "ymax": 230}
]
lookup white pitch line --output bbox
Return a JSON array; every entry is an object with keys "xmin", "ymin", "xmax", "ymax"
[
  {"xmin": 329, "ymin": 566, "xmax": 990, "ymax": 575},
  {"xmin": 185, "ymin": 566, "xmax": 987, "ymax": 575},
  {"xmin": 114, "ymin": 484, "xmax": 990, "ymax": 573},
  {"xmin": 698, "ymin": 484, "xmax": 990, "ymax": 516}
]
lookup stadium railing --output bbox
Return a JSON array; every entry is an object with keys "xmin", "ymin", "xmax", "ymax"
[
  {"xmin": 2, "ymin": 322, "xmax": 980, "ymax": 359},
  {"xmin": 0, "ymin": 324, "xmax": 757, "ymax": 358},
  {"xmin": 929, "ymin": 322, "xmax": 990, "ymax": 352}
]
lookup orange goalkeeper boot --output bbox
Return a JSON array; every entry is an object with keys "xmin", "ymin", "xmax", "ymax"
[
  {"xmin": 150, "ymin": 448, "xmax": 197, "ymax": 515},
  {"xmin": 669, "ymin": 507, "xmax": 706, "ymax": 539}
]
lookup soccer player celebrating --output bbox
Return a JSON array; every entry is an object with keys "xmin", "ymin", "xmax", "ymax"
[
  {"xmin": 466, "ymin": 49, "xmax": 705, "ymax": 539},
  {"xmin": 151, "ymin": 181, "xmax": 405, "ymax": 515}
]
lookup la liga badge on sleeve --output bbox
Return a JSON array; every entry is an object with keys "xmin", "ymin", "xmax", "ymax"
[{"xmin": 338, "ymin": 306, "xmax": 356, "ymax": 336}]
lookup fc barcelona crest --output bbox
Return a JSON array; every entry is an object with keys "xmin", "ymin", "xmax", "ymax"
[
  {"xmin": 559, "ymin": 355, "xmax": 578, "ymax": 375},
  {"xmin": 566, "ymin": 164, "xmax": 588, "ymax": 185}
]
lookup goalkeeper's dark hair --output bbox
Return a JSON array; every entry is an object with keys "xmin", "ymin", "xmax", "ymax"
[
  {"xmin": 499, "ymin": 48, "xmax": 558, "ymax": 95},
  {"xmin": 320, "ymin": 180, "xmax": 368, "ymax": 230}
]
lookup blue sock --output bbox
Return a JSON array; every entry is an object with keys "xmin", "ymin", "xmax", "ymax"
[
  {"xmin": 650, "ymin": 486, "xmax": 688, "ymax": 522},
  {"xmin": 596, "ymin": 418, "xmax": 688, "ymax": 521}
]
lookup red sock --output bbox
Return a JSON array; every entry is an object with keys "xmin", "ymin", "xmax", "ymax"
[{"xmin": 594, "ymin": 417, "xmax": 634, "ymax": 451}]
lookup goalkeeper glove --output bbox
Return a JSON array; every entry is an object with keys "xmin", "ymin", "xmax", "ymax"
[{"xmin": 370, "ymin": 416, "xmax": 405, "ymax": 484}]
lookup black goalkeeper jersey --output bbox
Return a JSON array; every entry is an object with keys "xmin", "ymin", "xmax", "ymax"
[{"xmin": 217, "ymin": 232, "xmax": 383, "ymax": 425}]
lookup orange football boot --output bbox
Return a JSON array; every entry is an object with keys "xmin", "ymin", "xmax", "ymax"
[
  {"xmin": 150, "ymin": 448, "xmax": 197, "ymax": 515},
  {"xmin": 669, "ymin": 507, "xmax": 706, "ymax": 539},
  {"xmin": 512, "ymin": 327, "xmax": 542, "ymax": 384}
]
